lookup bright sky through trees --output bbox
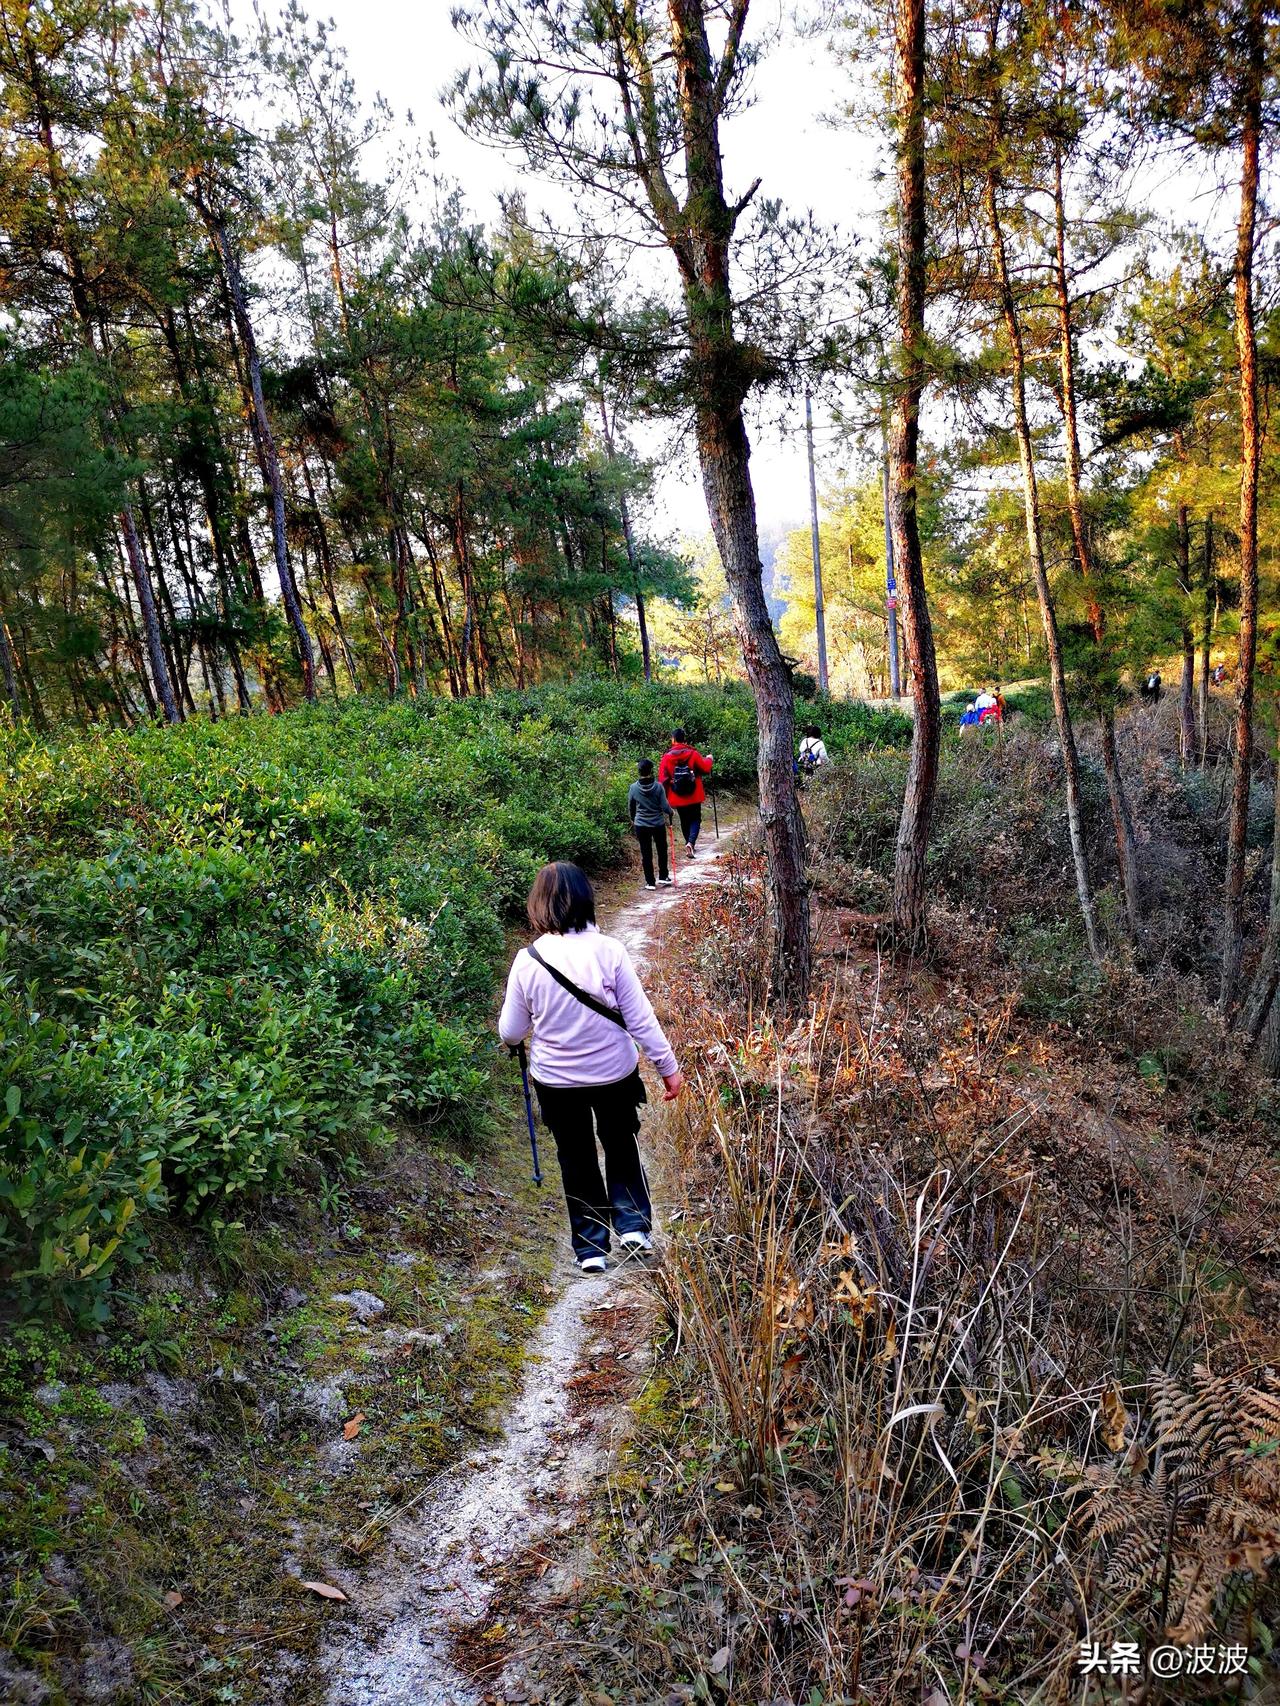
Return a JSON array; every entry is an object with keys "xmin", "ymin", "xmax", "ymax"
[{"xmin": 229, "ymin": 0, "xmax": 885, "ymax": 537}]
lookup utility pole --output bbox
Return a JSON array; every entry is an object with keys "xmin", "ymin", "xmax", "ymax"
[
  {"xmin": 881, "ymin": 408, "xmax": 902, "ymax": 698},
  {"xmin": 804, "ymin": 389, "xmax": 829, "ymax": 694}
]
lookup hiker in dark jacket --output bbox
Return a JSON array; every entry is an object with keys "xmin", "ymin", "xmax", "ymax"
[
  {"xmin": 628, "ymin": 759, "xmax": 674, "ymax": 890},
  {"xmin": 659, "ymin": 728, "xmax": 714, "ymax": 858}
]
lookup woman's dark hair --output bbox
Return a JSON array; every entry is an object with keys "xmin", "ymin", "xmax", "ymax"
[
  {"xmin": 672, "ymin": 727, "xmax": 686, "ymax": 743},
  {"xmin": 805, "ymin": 723, "xmax": 821, "ymax": 739},
  {"xmin": 527, "ymin": 861, "xmax": 596, "ymax": 935}
]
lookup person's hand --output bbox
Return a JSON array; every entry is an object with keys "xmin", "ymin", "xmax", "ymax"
[{"xmin": 662, "ymin": 1070, "xmax": 684, "ymax": 1101}]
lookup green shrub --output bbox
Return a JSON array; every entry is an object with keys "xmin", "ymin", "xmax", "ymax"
[
  {"xmin": 0, "ymin": 682, "xmax": 909, "ymax": 1317},
  {"xmin": 0, "ymin": 972, "xmax": 165, "ymax": 1323}
]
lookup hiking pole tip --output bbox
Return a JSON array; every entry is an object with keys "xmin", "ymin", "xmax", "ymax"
[{"xmin": 512, "ymin": 1041, "xmax": 543, "ymax": 1187}]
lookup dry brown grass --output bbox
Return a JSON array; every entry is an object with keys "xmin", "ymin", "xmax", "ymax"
[{"xmin": 558, "ymin": 821, "xmax": 1280, "ymax": 1705}]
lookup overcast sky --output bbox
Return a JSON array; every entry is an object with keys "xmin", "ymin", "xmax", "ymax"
[{"xmin": 232, "ymin": 0, "xmax": 888, "ymax": 545}]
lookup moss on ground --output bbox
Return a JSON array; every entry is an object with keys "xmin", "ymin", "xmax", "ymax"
[{"xmin": 0, "ymin": 1107, "xmax": 558, "ymax": 1704}]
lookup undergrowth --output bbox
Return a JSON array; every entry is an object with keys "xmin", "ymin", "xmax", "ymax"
[
  {"xmin": 550, "ymin": 714, "xmax": 1280, "ymax": 1705},
  {"xmin": 0, "ymin": 683, "xmax": 908, "ymax": 1323}
]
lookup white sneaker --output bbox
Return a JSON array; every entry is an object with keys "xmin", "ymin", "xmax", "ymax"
[
  {"xmin": 578, "ymin": 1255, "xmax": 607, "ymax": 1273},
  {"xmin": 619, "ymin": 1231, "xmax": 653, "ymax": 1253},
  {"xmin": 659, "ymin": 877, "xmax": 673, "ymax": 887},
  {"xmin": 685, "ymin": 842, "xmax": 695, "ymax": 858},
  {"xmin": 644, "ymin": 882, "xmax": 657, "ymax": 891}
]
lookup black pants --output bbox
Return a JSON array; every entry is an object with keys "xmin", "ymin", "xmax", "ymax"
[
  {"xmin": 675, "ymin": 802, "xmax": 702, "ymax": 849},
  {"xmin": 635, "ymin": 824, "xmax": 669, "ymax": 884},
  {"xmin": 532, "ymin": 1070, "xmax": 651, "ymax": 1260}
]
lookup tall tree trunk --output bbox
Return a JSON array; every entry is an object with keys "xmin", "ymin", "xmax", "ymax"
[
  {"xmin": 137, "ymin": 478, "xmax": 195, "ymax": 716},
  {"xmin": 26, "ymin": 36, "xmax": 179, "ymax": 724},
  {"xmin": 419, "ymin": 524, "xmax": 461, "ymax": 697},
  {"xmin": 0, "ymin": 599, "xmax": 21, "ymax": 716},
  {"xmin": 111, "ymin": 545, "xmax": 156, "ymax": 719},
  {"xmin": 166, "ymin": 474, "xmax": 221, "ymax": 717},
  {"xmin": 1199, "ymin": 513, "xmax": 1215, "ymax": 765},
  {"xmin": 453, "ymin": 490, "xmax": 478, "ymax": 698},
  {"xmin": 300, "ymin": 456, "xmax": 359, "ymax": 691},
  {"xmin": 502, "ymin": 580, "xmax": 527, "ymax": 689},
  {"xmin": 1052, "ymin": 144, "xmax": 1139, "ymax": 941},
  {"xmin": 693, "ymin": 397, "xmax": 810, "ymax": 999},
  {"xmin": 987, "ymin": 171, "xmax": 1103, "ymax": 966},
  {"xmin": 365, "ymin": 584, "xmax": 400, "ymax": 696},
  {"xmin": 599, "ymin": 399, "xmax": 653, "ymax": 682},
  {"xmin": 1242, "ymin": 710, "xmax": 1280, "ymax": 1044},
  {"xmin": 1175, "ymin": 491, "xmax": 1197, "ymax": 763},
  {"xmin": 120, "ymin": 508, "xmax": 181, "ymax": 724},
  {"xmin": 197, "ymin": 197, "xmax": 317, "ymax": 702},
  {"xmin": 14, "ymin": 623, "xmax": 46, "ymax": 731},
  {"xmin": 890, "ymin": 0, "xmax": 941, "ymax": 945},
  {"xmin": 1221, "ymin": 3, "xmax": 1264, "ymax": 1018},
  {"xmin": 667, "ymin": 0, "xmax": 810, "ymax": 1005}
]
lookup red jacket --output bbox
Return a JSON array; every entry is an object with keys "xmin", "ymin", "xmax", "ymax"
[{"xmin": 660, "ymin": 744, "xmax": 713, "ymax": 806}]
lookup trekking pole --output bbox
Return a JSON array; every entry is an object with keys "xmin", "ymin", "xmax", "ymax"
[
  {"xmin": 709, "ymin": 779, "xmax": 720, "ymax": 839},
  {"xmin": 668, "ymin": 819, "xmax": 678, "ymax": 885},
  {"xmin": 511, "ymin": 1042, "xmax": 542, "ymax": 1187}
]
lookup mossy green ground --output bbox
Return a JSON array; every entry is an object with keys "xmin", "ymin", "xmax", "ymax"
[{"xmin": 0, "ymin": 1101, "xmax": 558, "ymax": 1704}]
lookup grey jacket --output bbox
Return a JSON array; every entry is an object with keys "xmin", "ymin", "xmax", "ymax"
[{"xmin": 628, "ymin": 778, "xmax": 673, "ymax": 829}]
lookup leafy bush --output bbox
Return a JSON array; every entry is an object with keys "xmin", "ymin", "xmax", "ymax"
[
  {"xmin": 2, "ymin": 682, "xmax": 904, "ymax": 1317},
  {"xmin": 0, "ymin": 975, "xmax": 165, "ymax": 1322},
  {"xmin": 812, "ymin": 728, "xmax": 1114, "ymax": 915},
  {"xmin": 502, "ymin": 679, "xmax": 911, "ymax": 790}
]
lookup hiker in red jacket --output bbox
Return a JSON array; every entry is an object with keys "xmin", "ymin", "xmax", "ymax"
[{"xmin": 659, "ymin": 728, "xmax": 714, "ymax": 858}]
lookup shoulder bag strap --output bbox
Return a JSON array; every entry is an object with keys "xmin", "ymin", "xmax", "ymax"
[{"xmin": 525, "ymin": 944, "xmax": 627, "ymax": 1028}]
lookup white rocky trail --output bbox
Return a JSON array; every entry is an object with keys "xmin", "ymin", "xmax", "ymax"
[{"xmin": 323, "ymin": 825, "xmax": 739, "ymax": 1706}]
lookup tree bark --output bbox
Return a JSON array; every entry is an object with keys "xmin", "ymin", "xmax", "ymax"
[
  {"xmin": 137, "ymin": 476, "xmax": 195, "ymax": 716},
  {"xmin": 694, "ymin": 399, "xmax": 810, "ymax": 998},
  {"xmin": 197, "ymin": 197, "xmax": 317, "ymax": 702},
  {"xmin": 1051, "ymin": 144, "xmax": 1139, "ymax": 941},
  {"xmin": 599, "ymin": 399, "xmax": 652, "ymax": 682},
  {"xmin": 453, "ymin": 489, "xmax": 479, "ymax": 698},
  {"xmin": 419, "ymin": 524, "xmax": 461, "ymax": 697},
  {"xmin": 1199, "ymin": 513, "xmax": 1215, "ymax": 765},
  {"xmin": 0, "ymin": 599, "xmax": 21, "ymax": 716},
  {"xmin": 986, "ymin": 171, "xmax": 1102, "ymax": 966},
  {"xmin": 300, "ymin": 456, "xmax": 359, "ymax": 692},
  {"xmin": 888, "ymin": 0, "xmax": 941, "ymax": 946},
  {"xmin": 1175, "ymin": 493, "xmax": 1197, "ymax": 762},
  {"xmin": 1221, "ymin": 1, "xmax": 1264, "ymax": 1018},
  {"xmin": 667, "ymin": 0, "xmax": 810, "ymax": 1003},
  {"xmin": 1242, "ymin": 710, "xmax": 1280, "ymax": 1044},
  {"xmin": 120, "ymin": 507, "xmax": 181, "ymax": 723}
]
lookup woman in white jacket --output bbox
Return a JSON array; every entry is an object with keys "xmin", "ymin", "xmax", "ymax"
[{"xmin": 499, "ymin": 862, "xmax": 683, "ymax": 1272}]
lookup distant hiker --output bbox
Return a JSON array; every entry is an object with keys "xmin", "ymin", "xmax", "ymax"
[
  {"xmin": 660, "ymin": 729, "xmax": 714, "ymax": 859},
  {"xmin": 797, "ymin": 724, "xmax": 828, "ymax": 780},
  {"xmin": 1213, "ymin": 662, "xmax": 1227, "ymax": 687},
  {"xmin": 977, "ymin": 686, "xmax": 1003, "ymax": 725},
  {"xmin": 1141, "ymin": 670, "xmax": 1162, "ymax": 703},
  {"xmin": 628, "ymin": 759, "xmax": 674, "ymax": 891},
  {"xmin": 499, "ymin": 862, "xmax": 683, "ymax": 1274}
]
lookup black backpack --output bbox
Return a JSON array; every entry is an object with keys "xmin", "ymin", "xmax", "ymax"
[{"xmin": 669, "ymin": 749, "xmax": 697, "ymax": 798}]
